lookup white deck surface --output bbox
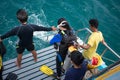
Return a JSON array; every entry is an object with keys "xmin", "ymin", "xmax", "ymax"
[{"xmin": 3, "ymin": 46, "xmax": 58, "ymax": 80}]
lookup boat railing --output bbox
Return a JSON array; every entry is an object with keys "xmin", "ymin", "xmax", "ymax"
[
  {"xmin": 89, "ymin": 59, "xmax": 120, "ymax": 79},
  {"xmin": 76, "ymin": 28, "xmax": 120, "ymax": 64},
  {"xmin": 44, "ymin": 28, "xmax": 120, "ymax": 64}
]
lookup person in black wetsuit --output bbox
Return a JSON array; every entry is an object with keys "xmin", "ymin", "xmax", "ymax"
[
  {"xmin": 55, "ymin": 18, "xmax": 77, "ymax": 80},
  {"xmin": 0, "ymin": 9, "xmax": 56, "ymax": 68}
]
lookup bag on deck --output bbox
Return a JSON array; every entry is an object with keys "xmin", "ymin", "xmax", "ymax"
[{"xmin": 5, "ymin": 72, "xmax": 18, "ymax": 80}]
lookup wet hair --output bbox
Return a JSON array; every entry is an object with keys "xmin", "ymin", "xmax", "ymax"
[
  {"xmin": 89, "ymin": 19, "xmax": 99, "ymax": 28},
  {"xmin": 57, "ymin": 18, "xmax": 71, "ymax": 30},
  {"xmin": 16, "ymin": 9, "xmax": 28, "ymax": 23},
  {"xmin": 57, "ymin": 18, "xmax": 66, "ymax": 25},
  {"xmin": 70, "ymin": 51, "xmax": 84, "ymax": 66}
]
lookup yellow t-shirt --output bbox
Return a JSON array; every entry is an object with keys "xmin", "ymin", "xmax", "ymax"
[
  {"xmin": 0, "ymin": 56, "xmax": 2, "ymax": 70},
  {"xmin": 83, "ymin": 31, "xmax": 103, "ymax": 59}
]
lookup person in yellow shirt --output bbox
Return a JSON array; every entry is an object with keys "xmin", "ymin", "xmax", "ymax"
[
  {"xmin": 78, "ymin": 19, "xmax": 107, "ymax": 70},
  {"xmin": 79, "ymin": 19, "xmax": 106, "ymax": 60},
  {"xmin": 0, "ymin": 55, "xmax": 3, "ymax": 80},
  {"xmin": 82, "ymin": 31, "xmax": 104, "ymax": 59}
]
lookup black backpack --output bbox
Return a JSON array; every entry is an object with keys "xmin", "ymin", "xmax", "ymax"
[{"xmin": 5, "ymin": 72, "xmax": 18, "ymax": 80}]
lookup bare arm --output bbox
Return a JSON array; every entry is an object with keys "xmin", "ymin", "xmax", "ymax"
[
  {"xmin": 101, "ymin": 38, "xmax": 107, "ymax": 46},
  {"xmin": 51, "ymin": 26, "xmax": 57, "ymax": 31},
  {"xmin": 79, "ymin": 44, "xmax": 91, "ymax": 50}
]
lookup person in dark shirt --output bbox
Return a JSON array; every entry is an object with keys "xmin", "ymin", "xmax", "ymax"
[
  {"xmin": 64, "ymin": 51, "xmax": 88, "ymax": 80},
  {"xmin": 0, "ymin": 9, "xmax": 56, "ymax": 68}
]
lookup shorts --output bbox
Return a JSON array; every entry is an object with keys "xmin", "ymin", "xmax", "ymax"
[{"xmin": 16, "ymin": 44, "xmax": 34, "ymax": 54}]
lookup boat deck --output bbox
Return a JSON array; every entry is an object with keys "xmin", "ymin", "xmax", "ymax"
[
  {"xmin": 3, "ymin": 46, "xmax": 57, "ymax": 80},
  {"xmin": 97, "ymin": 65, "xmax": 120, "ymax": 80},
  {"xmin": 2, "ymin": 28, "xmax": 120, "ymax": 80}
]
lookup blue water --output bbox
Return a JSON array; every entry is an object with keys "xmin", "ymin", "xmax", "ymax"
[{"xmin": 0, "ymin": 0, "xmax": 120, "ymax": 64}]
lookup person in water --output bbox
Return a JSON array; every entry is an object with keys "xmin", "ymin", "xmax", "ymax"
[{"xmin": 0, "ymin": 9, "xmax": 57, "ymax": 68}]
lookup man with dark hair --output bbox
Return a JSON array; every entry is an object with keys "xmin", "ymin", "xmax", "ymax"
[
  {"xmin": 79, "ymin": 19, "xmax": 106, "ymax": 60},
  {"xmin": 16, "ymin": 9, "xmax": 28, "ymax": 23},
  {"xmin": 0, "ymin": 9, "xmax": 56, "ymax": 68},
  {"xmin": 64, "ymin": 51, "xmax": 87, "ymax": 80},
  {"xmin": 89, "ymin": 19, "xmax": 98, "ymax": 28}
]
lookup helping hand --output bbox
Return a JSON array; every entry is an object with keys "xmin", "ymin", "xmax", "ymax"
[{"xmin": 51, "ymin": 26, "xmax": 57, "ymax": 31}]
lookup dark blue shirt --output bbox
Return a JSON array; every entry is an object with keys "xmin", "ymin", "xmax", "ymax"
[{"xmin": 64, "ymin": 61, "xmax": 87, "ymax": 80}]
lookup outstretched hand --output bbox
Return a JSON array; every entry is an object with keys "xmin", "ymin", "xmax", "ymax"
[{"xmin": 51, "ymin": 26, "xmax": 57, "ymax": 31}]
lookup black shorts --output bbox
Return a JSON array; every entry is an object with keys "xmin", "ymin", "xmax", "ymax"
[{"xmin": 16, "ymin": 44, "xmax": 35, "ymax": 54}]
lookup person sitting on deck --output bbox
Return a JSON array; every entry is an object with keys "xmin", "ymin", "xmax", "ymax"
[
  {"xmin": 64, "ymin": 50, "xmax": 87, "ymax": 80},
  {"xmin": 0, "ymin": 9, "xmax": 57, "ymax": 68}
]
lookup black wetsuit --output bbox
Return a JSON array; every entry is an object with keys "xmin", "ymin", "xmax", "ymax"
[
  {"xmin": 56, "ymin": 30, "xmax": 77, "ymax": 77},
  {"xmin": 0, "ymin": 24, "xmax": 52, "ymax": 53}
]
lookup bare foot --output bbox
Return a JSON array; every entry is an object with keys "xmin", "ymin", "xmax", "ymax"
[
  {"xmin": 34, "ymin": 59, "xmax": 37, "ymax": 62},
  {"xmin": 15, "ymin": 61, "xmax": 21, "ymax": 68}
]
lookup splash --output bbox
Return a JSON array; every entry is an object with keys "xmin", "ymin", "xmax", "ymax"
[{"xmin": 28, "ymin": 9, "xmax": 53, "ymax": 42}]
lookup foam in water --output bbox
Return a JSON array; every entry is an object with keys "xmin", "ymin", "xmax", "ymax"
[{"xmin": 28, "ymin": 9, "xmax": 53, "ymax": 42}]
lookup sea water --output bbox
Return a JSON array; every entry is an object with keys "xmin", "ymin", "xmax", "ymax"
[{"xmin": 0, "ymin": 0, "xmax": 120, "ymax": 65}]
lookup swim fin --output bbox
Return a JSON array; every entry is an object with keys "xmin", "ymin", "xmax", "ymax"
[{"xmin": 40, "ymin": 65, "xmax": 54, "ymax": 76}]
